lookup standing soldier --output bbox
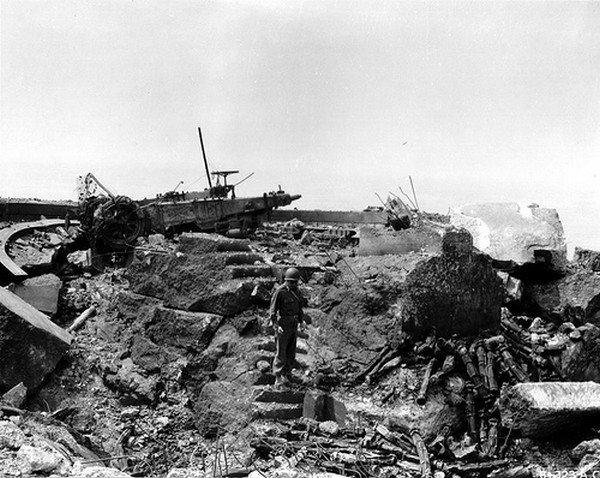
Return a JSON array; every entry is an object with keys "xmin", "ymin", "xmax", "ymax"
[{"xmin": 269, "ymin": 267, "xmax": 305, "ymax": 388}]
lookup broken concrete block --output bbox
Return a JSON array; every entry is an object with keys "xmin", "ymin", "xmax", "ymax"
[
  {"xmin": 102, "ymin": 358, "xmax": 159, "ymax": 404},
  {"xmin": 11, "ymin": 273, "xmax": 62, "ymax": 314},
  {"xmin": 573, "ymin": 248, "xmax": 600, "ymax": 272},
  {"xmin": 128, "ymin": 253, "xmax": 267, "ymax": 316},
  {"xmin": 0, "ymin": 420, "xmax": 25, "ymax": 449},
  {"xmin": 559, "ymin": 323, "xmax": 600, "ymax": 382},
  {"xmin": 303, "ymin": 393, "xmax": 347, "ymax": 426},
  {"xmin": 1, "ymin": 382, "xmax": 27, "ymax": 408},
  {"xmin": 524, "ymin": 268, "xmax": 600, "ymax": 325},
  {"xmin": 177, "ymin": 232, "xmax": 251, "ymax": 255},
  {"xmin": 500, "ymin": 382, "xmax": 600, "ymax": 437},
  {"xmin": 399, "ymin": 230, "xmax": 503, "ymax": 339},
  {"xmin": 572, "ymin": 439, "xmax": 600, "ymax": 464},
  {"xmin": 17, "ymin": 443, "xmax": 66, "ymax": 474},
  {"xmin": 358, "ymin": 225, "xmax": 442, "ymax": 256},
  {"xmin": 497, "ymin": 271, "xmax": 523, "ymax": 303},
  {"xmin": 449, "ymin": 202, "xmax": 567, "ymax": 268},
  {"xmin": 128, "ymin": 253, "xmax": 229, "ymax": 307},
  {"xmin": 253, "ymin": 401, "xmax": 303, "ymax": 420},
  {"xmin": 0, "ymin": 287, "xmax": 71, "ymax": 392},
  {"xmin": 190, "ymin": 279, "xmax": 264, "ymax": 316},
  {"xmin": 146, "ymin": 306, "xmax": 223, "ymax": 353}
]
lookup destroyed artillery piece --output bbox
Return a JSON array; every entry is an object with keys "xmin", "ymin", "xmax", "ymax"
[{"xmin": 61, "ymin": 169, "xmax": 300, "ymax": 271}]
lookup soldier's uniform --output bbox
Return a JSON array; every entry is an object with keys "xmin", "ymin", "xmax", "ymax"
[{"xmin": 269, "ymin": 278, "xmax": 304, "ymax": 383}]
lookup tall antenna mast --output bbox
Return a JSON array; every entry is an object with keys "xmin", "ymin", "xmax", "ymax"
[{"xmin": 197, "ymin": 127, "xmax": 212, "ymax": 188}]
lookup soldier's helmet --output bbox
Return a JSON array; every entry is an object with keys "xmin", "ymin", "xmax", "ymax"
[{"xmin": 284, "ymin": 267, "xmax": 301, "ymax": 282}]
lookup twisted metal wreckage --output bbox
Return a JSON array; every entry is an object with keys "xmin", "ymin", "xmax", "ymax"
[{"xmin": 66, "ymin": 170, "xmax": 301, "ymax": 270}]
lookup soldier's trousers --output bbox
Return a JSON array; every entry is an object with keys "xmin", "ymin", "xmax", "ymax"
[{"xmin": 273, "ymin": 323, "xmax": 298, "ymax": 377}]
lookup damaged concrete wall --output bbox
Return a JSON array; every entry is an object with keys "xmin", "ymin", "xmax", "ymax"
[{"xmin": 450, "ymin": 202, "xmax": 567, "ymax": 269}]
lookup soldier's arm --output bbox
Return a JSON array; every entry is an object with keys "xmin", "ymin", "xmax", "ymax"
[{"xmin": 269, "ymin": 289, "xmax": 280, "ymax": 325}]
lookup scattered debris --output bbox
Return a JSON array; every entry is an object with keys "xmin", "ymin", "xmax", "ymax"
[{"xmin": 0, "ymin": 197, "xmax": 599, "ymax": 478}]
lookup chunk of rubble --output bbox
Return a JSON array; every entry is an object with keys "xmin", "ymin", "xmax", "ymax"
[
  {"xmin": 358, "ymin": 225, "xmax": 442, "ymax": 256},
  {"xmin": 574, "ymin": 248, "xmax": 600, "ymax": 272},
  {"xmin": 559, "ymin": 323, "xmax": 600, "ymax": 381},
  {"xmin": 1, "ymin": 382, "xmax": 27, "ymax": 408},
  {"xmin": 146, "ymin": 306, "xmax": 223, "ymax": 353},
  {"xmin": 525, "ymin": 268, "xmax": 600, "ymax": 325},
  {"xmin": 0, "ymin": 287, "xmax": 71, "ymax": 392},
  {"xmin": 500, "ymin": 382, "xmax": 600, "ymax": 437},
  {"xmin": 10, "ymin": 273, "xmax": 62, "ymax": 314},
  {"xmin": 127, "ymin": 252, "xmax": 275, "ymax": 315},
  {"xmin": 449, "ymin": 202, "xmax": 567, "ymax": 268},
  {"xmin": 0, "ymin": 420, "xmax": 25, "ymax": 449},
  {"xmin": 399, "ymin": 229, "xmax": 503, "ymax": 338},
  {"xmin": 303, "ymin": 393, "xmax": 347, "ymax": 426}
]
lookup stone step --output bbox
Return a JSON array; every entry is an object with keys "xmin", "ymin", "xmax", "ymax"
[
  {"xmin": 252, "ymin": 401, "xmax": 303, "ymax": 420},
  {"xmin": 177, "ymin": 233, "xmax": 251, "ymax": 254},
  {"xmin": 254, "ymin": 389, "xmax": 305, "ymax": 404},
  {"xmin": 228, "ymin": 265, "xmax": 273, "ymax": 279},
  {"xmin": 224, "ymin": 253, "xmax": 265, "ymax": 265},
  {"xmin": 253, "ymin": 373, "xmax": 276, "ymax": 386}
]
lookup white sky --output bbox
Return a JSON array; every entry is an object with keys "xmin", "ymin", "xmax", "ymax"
[{"xmin": 1, "ymin": 0, "xmax": 599, "ymax": 250}]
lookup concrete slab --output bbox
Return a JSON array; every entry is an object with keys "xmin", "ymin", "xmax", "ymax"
[
  {"xmin": 11, "ymin": 273, "xmax": 62, "ymax": 314},
  {"xmin": 450, "ymin": 202, "xmax": 567, "ymax": 267},
  {"xmin": 253, "ymin": 401, "xmax": 303, "ymax": 420},
  {"xmin": 254, "ymin": 389, "xmax": 305, "ymax": 404},
  {"xmin": 500, "ymin": 382, "xmax": 600, "ymax": 437},
  {"xmin": 0, "ymin": 287, "xmax": 71, "ymax": 392}
]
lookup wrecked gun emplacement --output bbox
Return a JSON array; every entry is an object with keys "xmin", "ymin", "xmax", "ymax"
[{"xmin": 1, "ymin": 177, "xmax": 600, "ymax": 478}]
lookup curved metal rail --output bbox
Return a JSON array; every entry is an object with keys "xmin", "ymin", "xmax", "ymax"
[{"xmin": 0, "ymin": 219, "xmax": 73, "ymax": 280}]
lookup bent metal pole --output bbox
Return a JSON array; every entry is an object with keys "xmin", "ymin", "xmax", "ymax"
[{"xmin": 198, "ymin": 127, "xmax": 212, "ymax": 189}]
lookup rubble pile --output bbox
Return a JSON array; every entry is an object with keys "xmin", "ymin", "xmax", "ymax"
[{"xmin": 0, "ymin": 202, "xmax": 600, "ymax": 478}]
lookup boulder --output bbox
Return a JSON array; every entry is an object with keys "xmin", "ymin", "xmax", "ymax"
[
  {"xmin": 449, "ymin": 202, "xmax": 567, "ymax": 268},
  {"xmin": 0, "ymin": 287, "xmax": 71, "ymax": 392}
]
